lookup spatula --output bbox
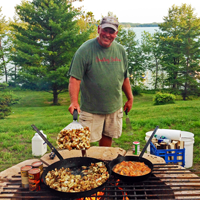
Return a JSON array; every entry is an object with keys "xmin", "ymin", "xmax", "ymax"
[
  {"xmin": 125, "ymin": 108, "xmax": 132, "ymax": 130},
  {"xmin": 63, "ymin": 109, "xmax": 83, "ymax": 130}
]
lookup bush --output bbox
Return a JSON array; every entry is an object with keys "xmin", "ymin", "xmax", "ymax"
[
  {"xmin": 142, "ymin": 89, "xmax": 157, "ymax": 94},
  {"xmin": 153, "ymin": 92, "xmax": 176, "ymax": 105},
  {"xmin": 132, "ymin": 86, "xmax": 142, "ymax": 96},
  {"xmin": 0, "ymin": 90, "xmax": 21, "ymax": 119},
  {"xmin": 0, "ymin": 83, "xmax": 8, "ymax": 90}
]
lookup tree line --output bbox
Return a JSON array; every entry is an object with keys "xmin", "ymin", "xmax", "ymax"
[
  {"xmin": 120, "ymin": 22, "xmax": 159, "ymax": 27},
  {"xmin": 0, "ymin": 1, "xmax": 200, "ymax": 109},
  {"xmin": 117, "ymin": 4, "xmax": 200, "ymax": 100}
]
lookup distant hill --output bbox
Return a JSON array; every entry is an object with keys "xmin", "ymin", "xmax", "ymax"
[{"xmin": 120, "ymin": 22, "xmax": 160, "ymax": 27}]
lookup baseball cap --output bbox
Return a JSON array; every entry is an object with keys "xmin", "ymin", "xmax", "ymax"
[{"xmin": 100, "ymin": 16, "xmax": 119, "ymax": 31}]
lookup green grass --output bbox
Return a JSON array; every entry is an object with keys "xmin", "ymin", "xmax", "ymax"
[{"xmin": 0, "ymin": 91, "xmax": 200, "ymax": 172}]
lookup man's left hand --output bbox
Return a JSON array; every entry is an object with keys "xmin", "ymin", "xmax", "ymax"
[{"xmin": 123, "ymin": 98, "xmax": 133, "ymax": 113}]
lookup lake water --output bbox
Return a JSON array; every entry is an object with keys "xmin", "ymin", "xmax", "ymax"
[
  {"xmin": 130, "ymin": 27, "xmax": 160, "ymax": 89},
  {"xmin": 131, "ymin": 27, "xmax": 160, "ymax": 42}
]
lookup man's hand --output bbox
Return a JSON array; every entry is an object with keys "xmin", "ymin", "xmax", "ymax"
[
  {"xmin": 122, "ymin": 77, "xmax": 134, "ymax": 112},
  {"xmin": 68, "ymin": 103, "xmax": 80, "ymax": 115},
  {"xmin": 123, "ymin": 99, "xmax": 133, "ymax": 113}
]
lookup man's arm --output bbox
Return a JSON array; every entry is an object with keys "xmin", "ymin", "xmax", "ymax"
[
  {"xmin": 122, "ymin": 77, "xmax": 134, "ymax": 112},
  {"xmin": 68, "ymin": 76, "xmax": 81, "ymax": 115}
]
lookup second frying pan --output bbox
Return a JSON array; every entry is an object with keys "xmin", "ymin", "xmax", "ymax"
[{"xmin": 109, "ymin": 126, "xmax": 159, "ymax": 182}]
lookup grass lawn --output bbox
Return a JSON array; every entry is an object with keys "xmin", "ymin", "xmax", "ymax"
[{"xmin": 0, "ymin": 90, "xmax": 200, "ymax": 172}]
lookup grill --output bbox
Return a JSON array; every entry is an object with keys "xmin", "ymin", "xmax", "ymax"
[{"xmin": 1, "ymin": 163, "xmax": 200, "ymax": 200}]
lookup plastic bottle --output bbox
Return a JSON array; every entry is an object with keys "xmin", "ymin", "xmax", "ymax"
[
  {"xmin": 154, "ymin": 134, "xmax": 160, "ymax": 139},
  {"xmin": 32, "ymin": 131, "xmax": 47, "ymax": 156},
  {"xmin": 163, "ymin": 138, "xmax": 171, "ymax": 144}
]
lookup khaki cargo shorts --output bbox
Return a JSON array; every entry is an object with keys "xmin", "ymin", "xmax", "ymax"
[{"xmin": 79, "ymin": 108, "xmax": 123, "ymax": 142}]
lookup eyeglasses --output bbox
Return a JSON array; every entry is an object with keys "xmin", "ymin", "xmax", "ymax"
[{"xmin": 101, "ymin": 28, "xmax": 116, "ymax": 35}]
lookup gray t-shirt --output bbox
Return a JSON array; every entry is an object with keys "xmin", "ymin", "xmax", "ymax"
[{"xmin": 69, "ymin": 38, "xmax": 128, "ymax": 114}]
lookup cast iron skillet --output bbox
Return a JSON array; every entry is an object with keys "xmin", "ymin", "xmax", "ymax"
[
  {"xmin": 109, "ymin": 126, "xmax": 159, "ymax": 182},
  {"xmin": 31, "ymin": 125, "xmax": 111, "ymax": 199}
]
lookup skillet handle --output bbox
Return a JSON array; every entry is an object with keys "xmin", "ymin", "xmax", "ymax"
[
  {"xmin": 139, "ymin": 126, "xmax": 159, "ymax": 158},
  {"xmin": 116, "ymin": 154, "xmax": 124, "ymax": 159},
  {"xmin": 31, "ymin": 124, "xmax": 64, "ymax": 160}
]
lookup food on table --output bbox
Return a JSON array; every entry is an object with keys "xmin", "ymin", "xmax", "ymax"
[
  {"xmin": 113, "ymin": 161, "xmax": 151, "ymax": 176},
  {"xmin": 45, "ymin": 162, "xmax": 109, "ymax": 192},
  {"xmin": 56, "ymin": 127, "xmax": 90, "ymax": 150}
]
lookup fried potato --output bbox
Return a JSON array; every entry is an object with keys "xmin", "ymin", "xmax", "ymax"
[
  {"xmin": 45, "ymin": 162, "xmax": 109, "ymax": 193},
  {"xmin": 56, "ymin": 127, "xmax": 91, "ymax": 150}
]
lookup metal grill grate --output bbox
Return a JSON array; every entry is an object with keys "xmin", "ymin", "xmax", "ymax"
[{"xmin": 1, "ymin": 163, "xmax": 200, "ymax": 200}]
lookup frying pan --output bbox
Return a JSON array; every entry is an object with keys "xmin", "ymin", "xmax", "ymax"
[
  {"xmin": 31, "ymin": 125, "xmax": 111, "ymax": 199},
  {"xmin": 109, "ymin": 126, "xmax": 159, "ymax": 182}
]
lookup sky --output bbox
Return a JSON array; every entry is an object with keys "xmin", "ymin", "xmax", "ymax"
[{"xmin": 1, "ymin": 0, "xmax": 200, "ymax": 23}]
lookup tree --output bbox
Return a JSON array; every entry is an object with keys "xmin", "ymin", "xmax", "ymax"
[
  {"xmin": 11, "ymin": 0, "xmax": 93, "ymax": 104},
  {"xmin": 77, "ymin": 11, "xmax": 98, "ymax": 39},
  {"xmin": 141, "ymin": 31, "xmax": 164, "ymax": 90},
  {"xmin": 0, "ymin": 8, "xmax": 20, "ymax": 119},
  {"xmin": 0, "ymin": 7, "xmax": 10, "ymax": 83},
  {"xmin": 159, "ymin": 4, "xmax": 200, "ymax": 99},
  {"xmin": 6, "ymin": 14, "xmax": 28, "ymax": 86},
  {"xmin": 178, "ymin": 4, "xmax": 200, "ymax": 99},
  {"xmin": 116, "ymin": 28, "xmax": 146, "ymax": 88}
]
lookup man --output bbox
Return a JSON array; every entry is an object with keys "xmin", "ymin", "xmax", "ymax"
[{"xmin": 68, "ymin": 16, "xmax": 133, "ymax": 147}]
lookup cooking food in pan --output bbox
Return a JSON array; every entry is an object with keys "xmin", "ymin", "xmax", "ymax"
[
  {"xmin": 56, "ymin": 127, "xmax": 90, "ymax": 150},
  {"xmin": 113, "ymin": 161, "xmax": 151, "ymax": 176},
  {"xmin": 45, "ymin": 162, "xmax": 109, "ymax": 192}
]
